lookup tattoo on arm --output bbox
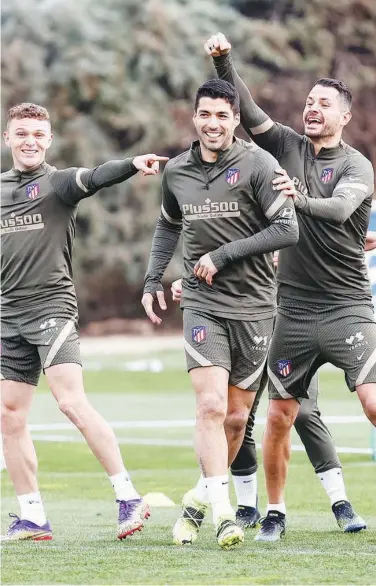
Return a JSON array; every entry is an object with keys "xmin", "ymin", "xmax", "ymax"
[{"xmin": 199, "ymin": 458, "xmax": 207, "ymax": 477}]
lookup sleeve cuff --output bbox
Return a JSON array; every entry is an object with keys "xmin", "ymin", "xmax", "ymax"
[
  {"xmin": 128, "ymin": 159, "xmax": 139, "ymax": 175},
  {"xmin": 213, "ymin": 53, "xmax": 232, "ymax": 67},
  {"xmin": 293, "ymin": 192, "xmax": 307, "ymax": 211},
  {"xmin": 143, "ymin": 279, "xmax": 164, "ymax": 295},
  {"xmin": 209, "ymin": 247, "xmax": 228, "ymax": 271}
]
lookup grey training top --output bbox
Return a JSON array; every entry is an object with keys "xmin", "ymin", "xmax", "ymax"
[
  {"xmin": 214, "ymin": 53, "xmax": 375, "ymax": 304},
  {"xmin": 1, "ymin": 159, "xmax": 138, "ymax": 313},
  {"xmin": 144, "ymin": 138, "xmax": 298, "ymax": 320}
]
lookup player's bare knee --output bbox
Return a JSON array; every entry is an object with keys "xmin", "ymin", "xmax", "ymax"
[
  {"xmin": 363, "ymin": 400, "xmax": 376, "ymax": 425},
  {"xmin": 57, "ymin": 395, "xmax": 89, "ymax": 428},
  {"xmin": 197, "ymin": 396, "xmax": 226, "ymax": 423},
  {"xmin": 267, "ymin": 400, "xmax": 296, "ymax": 433},
  {"xmin": 225, "ymin": 408, "xmax": 248, "ymax": 435},
  {"xmin": 1, "ymin": 405, "xmax": 28, "ymax": 436},
  {"xmin": 356, "ymin": 383, "xmax": 376, "ymax": 425}
]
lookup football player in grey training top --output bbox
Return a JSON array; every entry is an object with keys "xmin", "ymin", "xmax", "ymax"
[
  {"xmin": 142, "ymin": 79, "xmax": 299, "ymax": 549},
  {"xmin": 205, "ymin": 33, "xmax": 375, "ymax": 542},
  {"xmin": 1, "ymin": 102, "xmax": 168, "ymax": 541}
]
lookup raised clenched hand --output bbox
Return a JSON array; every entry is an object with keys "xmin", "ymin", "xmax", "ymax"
[{"xmin": 204, "ymin": 33, "xmax": 231, "ymax": 58}]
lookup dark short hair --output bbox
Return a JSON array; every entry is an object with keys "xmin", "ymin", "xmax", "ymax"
[
  {"xmin": 7, "ymin": 103, "xmax": 50, "ymax": 126},
  {"xmin": 313, "ymin": 78, "xmax": 352, "ymax": 110},
  {"xmin": 194, "ymin": 79, "xmax": 240, "ymax": 114}
]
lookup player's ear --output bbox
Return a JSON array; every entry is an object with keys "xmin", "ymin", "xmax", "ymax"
[
  {"xmin": 3, "ymin": 131, "xmax": 10, "ymax": 147},
  {"xmin": 234, "ymin": 112, "xmax": 240, "ymax": 129},
  {"xmin": 342, "ymin": 111, "xmax": 352, "ymax": 127},
  {"xmin": 46, "ymin": 133, "xmax": 54, "ymax": 149}
]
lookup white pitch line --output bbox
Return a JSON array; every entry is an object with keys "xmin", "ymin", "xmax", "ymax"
[
  {"xmin": 28, "ymin": 414, "xmax": 368, "ymax": 432},
  {"xmin": 29, "ymin": 434, "xmax": 373, "ymax": 455},
  {"xmin": 30, "ymin": 434, "xmax": 192, "ymax": 447},
  {"xmin": 28, "ymin": 420, "xmax": 195, "ymax": 431}
]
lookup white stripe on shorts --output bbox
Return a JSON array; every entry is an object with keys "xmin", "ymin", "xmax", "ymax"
[
  {"xmin": 267, "ymin": 366, "xmax": 295, "ymax": 399},
  {"xmin": 355, "ymin": 347, "xmax": 376, "ymax": 386},
  {"xmin": 236, "ymin": 356, "xmax": 267, "ymax": 390},
  {"xmin": 44, "ymin": 318, "xmax": 76, "ymax": 369},
  {"xmin": 184, "ymin": 340, "xmax": 212, "ymax": 367}
]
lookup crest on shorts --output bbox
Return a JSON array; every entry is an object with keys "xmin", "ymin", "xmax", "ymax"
[
  {"xmin": 277, "ymin": 359, "xmax": 292, "ymax": 377},
  {"xmin": 192, "ymin": 326, "xmax": 207, "ymax": 343},
  {"xmin": 26, "ymin": 183, "xmax": 40, "ymax": 199},
  {"xmin": 320, "ymin": 168, "xmax": 334, "ymax": 183},
  {"xmin": 225, "ymin": 168, "xmax": 240, "ymax": 186}
]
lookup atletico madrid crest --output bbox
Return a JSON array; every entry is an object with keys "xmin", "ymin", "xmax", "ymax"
[
  {"xmin": 225, "ymin": 168, "xmax": 240, "ymax": 186},
  {"xmin": 192, "ymin": 326, "xmax": 207, "ymax": 343},
  {"xmin": 320, "ymin": 168, "xmax": 334, "ymax": 183},
  {"xmin": 277, "ymin": 359, "xmax": 292, "ymax": 377},
  {"xmin": 26, "ymin": 183, "xmax": 40, "ymax": 199}
]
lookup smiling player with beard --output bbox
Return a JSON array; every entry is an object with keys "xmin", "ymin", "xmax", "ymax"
[{"xmin": 204, "ymin": 33, "xmax": 375, "ymax": 542}]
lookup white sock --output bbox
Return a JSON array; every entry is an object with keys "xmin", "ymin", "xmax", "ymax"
[
  {"xmin": 232, "ymin": 472, "xmax": 257, "ymax": 508},
  {"xmin": 18, "ymin": 492, "xmax": 47, "ymax": 526},
  {"xmin": 109, "ymin": 470, "xmax": 140, "ymax": 501},
  {"xmin": 317, "ymin": 468, "xmax": 347, "ymax": 506},
  {"xmin": 206, "ymin": 475, "xmax": 234, "ymax": 524},
  {"xmin": 267, "ymin": 502, "xmax": 286, "ymax": 516},
  {"xmin": 192, "ymin": 474, "xmax": 209, "ymax": 504}
]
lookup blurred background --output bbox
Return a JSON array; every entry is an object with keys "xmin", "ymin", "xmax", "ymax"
[
  {"xmin": 2, "ymin": 3, "xmax": 376, "ymax": 582},
  {"xmin": 2, "ymin": 0, "xmax": 376, "ymax": 330}
]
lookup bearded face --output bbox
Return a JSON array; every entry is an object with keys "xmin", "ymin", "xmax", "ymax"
[{"xmin": 302, "ymin": 85, "xmax": 350, "ymax": 140}]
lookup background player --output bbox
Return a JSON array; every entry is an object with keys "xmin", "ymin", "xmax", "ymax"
[{"xmin": 231, "ymin": 236, "xmax": 376, "ymax": 530}]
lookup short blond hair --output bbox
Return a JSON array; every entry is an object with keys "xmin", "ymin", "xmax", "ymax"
[{"xmin": 7, "ymin": 103, "xmax": 50, "ymax": 126}]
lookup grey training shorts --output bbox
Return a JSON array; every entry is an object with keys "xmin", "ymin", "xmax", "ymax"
[
  {"xmin": 268, "ymin": 298, "xmax": 376, "ymax": 400},
  {"xmin": 183, "ymin": 308, "xmax": 274, "ymax": 391},
  {"xmin": 1, "ymin": 305, "xmax": 81, "ymax": 386}
]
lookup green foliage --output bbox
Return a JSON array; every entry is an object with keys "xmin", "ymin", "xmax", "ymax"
[{"xmin": 2, "ymin": 0, "xmax": 376, "ymax": 322}]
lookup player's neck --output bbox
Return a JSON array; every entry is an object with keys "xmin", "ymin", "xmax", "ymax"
[
  {"xmin": 309, "ymin": 133, "xmax": 342, "ymax": 156},
  {"xmin": 13, "ymin": 160, "xmax": 45, "ymax": 173},
  {"xmin": 199, "ymin": 144, "xmax": 218, "ymax": 163}
]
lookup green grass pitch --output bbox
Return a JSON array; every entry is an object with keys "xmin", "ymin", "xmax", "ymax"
[{"xmin": 1, "ymin": 352, "xmax": 375, "ymax": 585}]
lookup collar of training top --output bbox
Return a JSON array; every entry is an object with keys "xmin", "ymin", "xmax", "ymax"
[
  {"xmin": 188, "ymin": 136, "xmax": 242, "ymax": 165},
  {"xmin": 11, "ymin": 162, "xmax": 49, "ymax": 179},
  {"xmin": 307, "ymin": 138, "xmax": 345, "ymax": 159}
]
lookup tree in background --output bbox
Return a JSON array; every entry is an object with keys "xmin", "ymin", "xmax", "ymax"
[{"xmin": 2, "ymin": 0, "xmax": 375, "ymax": 324}]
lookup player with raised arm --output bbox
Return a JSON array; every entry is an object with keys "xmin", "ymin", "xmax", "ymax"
[
  {"xmin": 205, "ymin": 34, "xmax": 375, "ymax": 542},
  {"xmin": 1, "ymin": 103, "xmax": 168, "ymax": 541},
  {"xmin": 142, "ymin": 79, "xmax": 298, "ymax": 549}
]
